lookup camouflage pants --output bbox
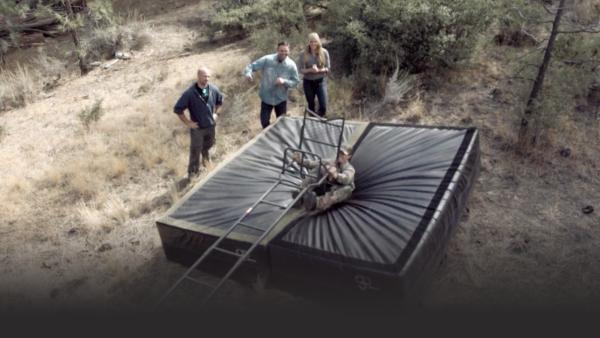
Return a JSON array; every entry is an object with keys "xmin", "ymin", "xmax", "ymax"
[
  {"xmin": 299, "ymin": 174, "xmax": 353, "ymax": 211},
  {"xmin": 315, "ymin": 185, "xmax": 353, "ymax": 210}
]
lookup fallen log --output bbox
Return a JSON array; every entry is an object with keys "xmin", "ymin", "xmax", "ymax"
[
  {"xmin": 0, "ymin": 0, "xmax": 87, "ymax": 38},
  {"xmin": 0, "ymin": 16, "xmax": 60, "ymax": 37}
]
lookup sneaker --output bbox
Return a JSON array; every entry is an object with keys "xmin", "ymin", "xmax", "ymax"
[{"xmin": 302, "ymin": 191, "xmax": 317, "ymax": 211}]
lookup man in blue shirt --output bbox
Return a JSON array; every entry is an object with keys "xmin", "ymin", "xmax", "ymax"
[
  {"xmin": 244, "ymin": 41, "xmax": 300, "ymax": 128},
  {"xmin": 174, "ymin": 66, "xmax": 223, "ymax": 179}
]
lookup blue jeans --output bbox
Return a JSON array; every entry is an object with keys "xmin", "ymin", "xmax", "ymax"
[
  {"xmin": 303, "ymin": 78, "xmax": 327, "ymax": 117},
  {"xmin": 260, "ymin": 101, "xmax": 287, "ymax": 128}
]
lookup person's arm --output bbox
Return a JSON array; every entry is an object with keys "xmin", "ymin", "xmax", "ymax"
[
  {"xmin": 321, "ymin": 49, "xmax": 330, "ymax": 75},
  {"xmin": 292, "ymin": 152, "xmax": 319, "ymax": 169},
  {"xmin": 177, "ymin": 113, "xmax": 198, "ymax": 129},
  {"xmin": 213, "ymin": 89, "xmax": 224, "ymax": 122},
  {"xmin": 243, "ymin": 55, "xmax": 268, "ymax": 80},
  {"xmin": 298, "ymin": 53, "xmax": 312, "ymax": 75},
  {"xmin": 332, "ymin": 165, "xmax": 355, "ymax": 185},
  {"xmin": 283, "ymin": 62, "xmax": 300, "ymax": 88},
  {"xmin": 174, "ymin": 91, "xmax": 198, "ymax": 128}
]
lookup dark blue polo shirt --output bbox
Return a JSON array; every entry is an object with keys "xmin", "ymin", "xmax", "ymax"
[{"xmin": 173, "ymin": 83, "xmax": 223, "ymax": 128}]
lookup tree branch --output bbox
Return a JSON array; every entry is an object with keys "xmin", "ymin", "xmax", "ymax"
[
  {"xmin": 520, "ymin": 25, "xmax": 541, "ymax": 44},
  {"xmin": 512, "ymin": 6, "xmax": 554, "ymax": 24},
  {"xmin": 563, "ymin": 59, "xmax": 600, "ymax": 67},
  {"xmin": 508, "ymin": 75, "xmax": 536, "ymax": 82},
  {"xmin": 512, "ymin": 42, "xmax": 547, "ymax": 62},
  {"xmin": 541, "ymin": 2, "xmax": 555, "ymax": 15},
  {"xmin": 514, "ymin": 62, "xmax": 540, "ymax": 76},
  {"xmin": 558, "ymin": 28, "xmax": 600, "ymax": 34}
]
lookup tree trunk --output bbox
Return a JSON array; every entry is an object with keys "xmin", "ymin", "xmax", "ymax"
[
  {"xmin": 64, "ymin": 0, "xmax": 89, "ymax": 75},
  {"xmin": 517, "ymin": 0, "xmax": 566, "ymax": 151}
]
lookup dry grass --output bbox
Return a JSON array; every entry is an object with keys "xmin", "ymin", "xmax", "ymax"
[
  {"xmin": 0, "ymin": 64, "xmax": 39, "ymax": 111},
  {"xmin": 78, "ymin": 99, "xmax": 105, "ymax": 131},
  {"xmin": 83, "ymin": 15, "xmax": 153, "ymax": 61},
  {"xmin": 572, "ymin": 0, "xmax": 600, "ymax": 24},
  {"xmin": 403, "ymin": 95, "xmax": 426, "ymax": 123}
]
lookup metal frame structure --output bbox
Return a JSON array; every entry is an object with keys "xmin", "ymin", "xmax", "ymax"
[{"xmin": 155, "ymin": 108, "xmax": 346, "ymax": 308}]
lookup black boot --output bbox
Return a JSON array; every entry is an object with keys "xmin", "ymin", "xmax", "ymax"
[
  {"xmin": 291, "ymin": 190, "xmax": 302, "ymax": 209},
  {"xmin": 302, "ymin": 191, "xmax": 317, "ymax": 211}
]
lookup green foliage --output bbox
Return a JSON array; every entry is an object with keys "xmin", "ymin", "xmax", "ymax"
[
  {"xmin": 210, "ymin": 0, "xmax": 305, "ymax": 41},
  {"xmin": 78, "ymin": 99, "xmax": 104, "ymax": 130},
  {"xmin": 81, "ymin": 4, "xmax": 150, "ymax": 61},
  {"xmin": 87, "ymin": 0, "xmax": 119, "ymax": 27},
  {"xmin": 493, "ymin": 0, "xmax": 544, "ymax": 47},
  {"xmin": 508, "ymin": 2, "xmax": 600, "ymax": 123},
  {"xmin": 323, "ymin": 0, "xmax": 492, "ymax": 97},
  {"xmin": 211, "ymin": 0, "xmax": 492, "ymax": 97},
  {"xmin": 0, "ymin": 1, "xmax": 34, "ymax": 52},
  {"xmin": 326, "ymin": 0, "xmax": 492, "ymax": 74}
]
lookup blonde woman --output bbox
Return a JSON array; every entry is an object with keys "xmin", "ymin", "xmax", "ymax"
[{"xmin": 298, "ymin": 32, "xmax": 330, "ymax": 117}]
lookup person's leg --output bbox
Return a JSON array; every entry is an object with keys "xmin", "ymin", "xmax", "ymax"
[
  {"xmin": 201, "ymin": 126, "xmax": 216, "ymax": 167},
  {"xmin": 303, "ymin": 79, "xmax": 316, "ymax": 114},
  {"xmin": 299, "ymin": 175, "xmax": 318, "ymax": 190},
  {"xmin": 316, "ymin": 185, "xmax": 353, "ymax": 211},
  {"xmin": 260, "ymin": 101, "xmax": 274, "ymax": 128},
  {"xmin": 188, "ymin": 128, "xmax": 203, "ymax": 177},
  {"xmin": 274, "ymin": 101, "xmax": 287, "ymax": 119},
  {"xmin": 315, "ymin": 78, "xmax": 327, "ymax": 117}
]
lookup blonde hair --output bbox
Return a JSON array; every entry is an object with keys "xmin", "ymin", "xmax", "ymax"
[{"xmin": 304, "ymin": 32, "xmax": 325, "ymax": 68}]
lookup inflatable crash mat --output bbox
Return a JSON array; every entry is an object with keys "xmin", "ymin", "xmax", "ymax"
[{"xmin": 156, "ymin": 116, "xmax": 480, "ymax": 300}]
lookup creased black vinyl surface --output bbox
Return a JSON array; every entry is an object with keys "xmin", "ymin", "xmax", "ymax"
[
  {"xmin": 168, "ymin": 117, "xmax": 357, "ymax": 237},
  {"xmin": 272, "ymin": 124, "xmax": 473, "ymax": 272}
]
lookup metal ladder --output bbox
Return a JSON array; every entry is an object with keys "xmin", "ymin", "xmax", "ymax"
[{"xmin": 155, "ymin": 108, "xmax": 346, "ymax": 308}]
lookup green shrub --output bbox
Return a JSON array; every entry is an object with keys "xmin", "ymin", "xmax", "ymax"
[
  {"xmin": 493, "ymin": 0, "xmax": 546, "ymax": 47},
  {"xmin": 211, "ymin": 0, "xmax": 492, "ymax": 97},
  {"xmin": 325, "ymin": 0, "xmax": 492, "ymax": 75},
  {"xmin": 79, "ymin": 99, "xmax": 104, "ymax": 130},
  {"xmin": 82, "ymin": 19, "xmax": 151, "ymax": 61},
  {"xmin": 511, "ymin": 20, "xmax": 600, "ymax": 125},
  {"xmin": 209, "ymin": 0, "xmax": 305, "ymax": 43}
]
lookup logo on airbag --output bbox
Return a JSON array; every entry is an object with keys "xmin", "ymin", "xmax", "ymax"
[{"xmin": 354, "ymin": 275, "xmax": 379, "ymax": 291}]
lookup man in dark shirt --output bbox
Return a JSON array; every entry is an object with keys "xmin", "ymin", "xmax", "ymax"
[{"xmin": 174, "ymin": 66, "xmax": 223, "ymax": 178}]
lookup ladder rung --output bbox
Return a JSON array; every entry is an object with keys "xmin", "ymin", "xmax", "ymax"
[
  {"xmin": 259, "ymin": 200, "xmax": 287, "ymax": 209},
  {"xmin": 239, "ymin": 222, "xmax": 265, "ymax": 232},
  {"xmin": 185, "ymin": 276, "xmax": 215, "ymax": 289},
  {"xmin": 305, "ymin": 172, "xmax": 319, "ymax": 179},
  {"xmin": 279, "ymin": 179, "xmax": 300, "ymax": 188},
  {"xmin": 283, "ymin": 169, "xmax": 302, "ymax": 179},
  {"xmin": 303, "ymin": 137, "xmax": 339, "ymax": 147},
  {"xmin": 305, "ymin": 116, "xmax": 345, "ymax": 128},
  {"xmin": 214, "ymin": 247, "xmax": 257, "ymax": 263},
  {"xmin": 214, "ymin": 246, "xmax": 241, "ymax": 257}
]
